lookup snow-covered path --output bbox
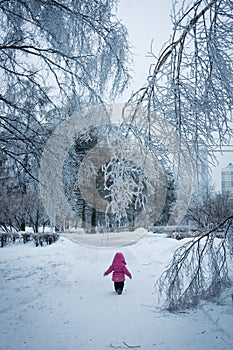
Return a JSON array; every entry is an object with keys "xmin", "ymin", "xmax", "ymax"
[{"xmin": 1, "ymin": 233, "xmax": 233, "ymax": 350}]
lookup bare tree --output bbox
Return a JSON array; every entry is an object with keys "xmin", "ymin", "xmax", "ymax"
[
  {"xmin": 187, "ymin": 191, "xmax": 233, "ymax": 228},
  {"xmin": 63, "ymin": 125, "xmax": 151, "ymax": 232},
  {"xmin": 0, "ymin": 0, "xmax": 130, "ymax": 231},
  {"xmin": 0, "ymin": 148, "xmax": 49, "ymax": 232},
  {"xmin": 0, "ymin": 0, "xmax": 130, "ymax": 161}
]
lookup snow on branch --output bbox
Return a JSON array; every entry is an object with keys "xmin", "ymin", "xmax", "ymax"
[
  {"xmin": 125, "ymin": 0, "xmax": 233, "ymax": 165},
  {"xmin": 157, "ymin": 214, "xmax": 233, "ymax": 311},
  {"xmin": 109, "ymin": 341, "xmax": 141, "ymax": 349},
  {"xmin": 0, "ymin": 0, "xmax": 130, "ymax": 164}
]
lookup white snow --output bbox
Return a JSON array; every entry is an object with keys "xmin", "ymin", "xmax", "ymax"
[{"xmin": 1, "ymin": 231, "xmax": 233, "ymax": 350}]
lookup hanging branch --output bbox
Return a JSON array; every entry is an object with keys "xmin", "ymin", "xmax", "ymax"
[
  {"xmin": 156, "ymin": 214, "xmax": 233, "ymax": 311},
  {"xmin": 126, "ymin": 0, "xmax": 216, "ymax": 108},
  {"xmin": 124, "ymin": 0, "xmax": 233, "ymax": 169},
  {"xmin": 109, "ymin": 342, "xmax": 141, "ymax": 349}
]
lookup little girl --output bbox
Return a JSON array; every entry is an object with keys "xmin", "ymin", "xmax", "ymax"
[{"xmin": 104, "ymin": 252, "xmax": 132, "ymax": 294}]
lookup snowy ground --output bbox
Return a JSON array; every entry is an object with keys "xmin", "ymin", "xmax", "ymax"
[{"xmin": 1, "ymin": 231, "xmax": 233, "ymax": 350}]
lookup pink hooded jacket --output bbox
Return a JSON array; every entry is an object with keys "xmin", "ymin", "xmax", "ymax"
[{"xmin": 104, "ymin": 252, "xmax": 132, "ymax": 282}]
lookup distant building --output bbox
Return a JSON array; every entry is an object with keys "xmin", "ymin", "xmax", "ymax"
[
  {"xmin": 197, "ymin": 146, "xmax": 209, "ymax": 195},
  {"xmin": 221, "ymin": 163, "xmax": 233, "ymax": 195}
]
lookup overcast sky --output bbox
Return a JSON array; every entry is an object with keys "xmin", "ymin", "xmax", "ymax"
[
  {"xmin": 117, "ymin": 0, "xmax": 233, "ymax": 192},
  {"xmin": 117, "ymin": 0, "xmax": 172, "ymax": 99}
]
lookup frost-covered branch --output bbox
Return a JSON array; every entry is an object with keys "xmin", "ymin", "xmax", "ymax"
[
  {"xmin": 125, "ymin": 0, "xmax": 233, "ymax": 168},
  {"xmin": 157, "ymin": 214, "xmax": 233, "ymax": 311},
  {"xmin": 102, "ymin": 157, "xmax": 147, "ymax": 225},
  {"xmin": 0, "ymin": 0, "xmax": 130, "ymax": 162},
  {"xmin": 109, "ymin": 342, "xmax": 141, "ymax": 349}
]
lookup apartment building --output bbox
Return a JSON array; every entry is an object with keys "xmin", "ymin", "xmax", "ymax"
[{"xmin": 221, "ymin": 162, "xmax": 233, "ymax": 195}]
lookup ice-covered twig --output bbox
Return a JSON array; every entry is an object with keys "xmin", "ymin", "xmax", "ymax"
[
  {"xmin": 122, "ymin": 341, "xmax": 141, "ymax": 348},
  {"xmin": 109, "ymin": 342, "xmax": 141, "ymax": 349}
]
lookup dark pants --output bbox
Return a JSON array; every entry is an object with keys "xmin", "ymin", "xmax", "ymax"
[{"xmin": 114, "ymin": 281, "xmax": 124, "ymax": 293}]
